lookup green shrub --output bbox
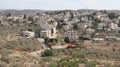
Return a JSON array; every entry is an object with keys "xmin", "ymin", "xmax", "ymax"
[
  {"xmin": 86, "ymin": 61, "xmax": 99, "ymax": 67},
  {"xmin": 57, "ymin": 58, "xmax": 78, "ymax": 67},
  {"xmin": 42, "ymin": 50, "xmax": 53, "ymax": 57}
]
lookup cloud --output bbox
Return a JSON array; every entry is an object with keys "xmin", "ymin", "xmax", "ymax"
[
  {"xmin": 80, "ymin": 0, "xmax": 101, "ymax": 8},
  {"xmin": 9, "ymin": 0, "xmax": 64, "ymax": 3},
  {"xmin": 0, "ymin": 0, "xmax": 120, "ymax": 10},
  {"xmin": 81, "ymin": 0, "xmax": 101, "ymax": 3}
]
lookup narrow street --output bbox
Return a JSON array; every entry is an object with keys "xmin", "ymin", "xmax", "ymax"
[
  {"xmin": 30, "ymin": 49, "xmax": 44, "ymax": 58},
  {"xmin": 37, "ymin": 38, "xmax": 50, "ymax": 49},
  {"xmin": 29, "ymin": 38, "xmax": 66, "ymax": 58},
  {"xmin": 29, "ymin": 38, "xmax": 50, "ymax": 58}
]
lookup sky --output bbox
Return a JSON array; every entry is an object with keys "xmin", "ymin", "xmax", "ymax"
[{"xmin": 0, "ymin": 0, "xmax": 120, "ymax": 10}]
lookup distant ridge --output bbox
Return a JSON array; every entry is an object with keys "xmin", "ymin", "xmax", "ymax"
[
  {"xmin": 0, "ymin": 9, "xmax": 45, "ymax": 16},
  {"xmin": 0, "ymin": 9, "xmax": 120, "ymax": 16}
]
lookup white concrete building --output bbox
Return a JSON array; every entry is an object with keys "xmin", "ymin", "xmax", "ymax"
[
  {"xmin": 116, "ymin": 38, "xmax": 120, "ymax": 41},
  {"xmin": 85, "ymin": 28, "xmax": 95, "ymax": 34},
  {"xmin": 96, "ymin": 14, "xmax": 109, "ymax": 21},
  {"xmin": 65, "ymin": 30, "xmax": 79, "ymax": 40},
  {"xmin": 109, "ymin": 23, "xmax": 118, "ymax": 30},
  {"xmin": 40, "ymin": 30, "xmax": 51, "ymax": 38},
  {"xmin": 78, "ymin": 23, "xmax": 91, "ymax": 29},
  {"xmin": 105, "ymin": 36, "xmax": 116, "ymax": 41},
  {"xmin": 21, "ymin": 31, "xmax": 35, "ymax": 38},
  {"xmin": 40, "ymin": 27, "xmax": 57, "ymax": 38},
  {"xmin": 92, "ymin": 38, "xmax": 104, "ymax": 43}
]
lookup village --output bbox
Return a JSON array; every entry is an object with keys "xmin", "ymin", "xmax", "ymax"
[
  {"xmin": 0, "ymin": 10, "xmax": 120, "ymax": 67},
  {"xmin": 1, "ymin": 10, "xmax": 119, "ymax": 46}
]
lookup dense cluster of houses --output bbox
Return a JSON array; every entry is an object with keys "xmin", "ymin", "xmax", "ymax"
[{"xmin": 0, "ymin": 10, "xmax": 120, "ymax": 44}]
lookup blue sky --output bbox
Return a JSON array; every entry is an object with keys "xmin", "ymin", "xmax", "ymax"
[{"xmin": 0, "ymin": 0, "xmax": 120, "ymax": 10}]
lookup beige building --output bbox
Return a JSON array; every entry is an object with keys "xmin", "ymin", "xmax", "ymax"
[
  {"xmin": 109, "ymin": 23, "xmax": 118, "ymax": 30},
  {"xmin": 65, "ymin": 30, "xmax": 79, "ymax": 40},
  {"xmin": 40, "ymin": 27, "xmax": 57, "ymax": 38},
  {"xmin": 21, "ymin": 31, "xmax": 35, "ymax": 38}
]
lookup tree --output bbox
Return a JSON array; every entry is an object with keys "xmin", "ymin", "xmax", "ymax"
[
  {"xmin": 28, "ymin": 16, "xmax": 34, "ymax": 21},
  {"xmin": 73, "ymin": 23, "xmax": 78, "ymax": 30},
  {"xmin": 23, "ymin": 14, "xmax": 26, "ymax": 19},
  {"xmin": 69, "ymin": 12, "xmax": 74, "ymax": 21},
  {"xmin": 44, "ymin": 37, "xmax": 50, "ymax": 44},
  {"xmin": 34, "ymin": 29, "xmax": 41, "ymax": 38},
  {"xmin": 94, "ymin": 18, "xmax": 101, "ymax": 23},
  {"xmin": 57, "ymin": 22, "xmax": 62, "ymax": 29},
  {"xmin": 90, "ymin": 32, "xmax": 96, "ymax": 38},
  {"xmin": 36, "ymin": 13, "xmax": 40, "ymax": 16},
  {"xmin": 42, "ymin": 49, "xmax": 53, "ymax": 57},
  {"xmin": 64, "ymin": 37, "xmax": 70, "ymax": 43},
  {"xmin": 108, "ymin": 13, "xmax": 117, "ymax": 19},
  {"xmin": 102, "ymin": 10, "xmax": 107, "ymax": 14},
  {"xmin": 60, "ymin": 19, "xmax": 64, "ymax": 22},
  {"xmin": 51, "ymin": 28, "xmax": 54, "ymax": 36},
  {"xmin": 118, "ymin": 21, "xmax": 120, "ymax": 27},
  {"xmin": 100, "ymin": 10, "xmax": 107, "ymax": 14},
  {"xmin": 92, "ymin": 12, "xmax": 97, "ymax": 15},
  {"xmin": 92, "ymin": 21, "xmax": 99, "ymax": 28},
  {"xmin": 6, "ymin": 13, "xmax": 11, "ymax": 17}
]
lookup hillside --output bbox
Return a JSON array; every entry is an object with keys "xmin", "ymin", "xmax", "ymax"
[{"xmin": 0, "ymin": 9, "xmax": 45, "ymax": 16}]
